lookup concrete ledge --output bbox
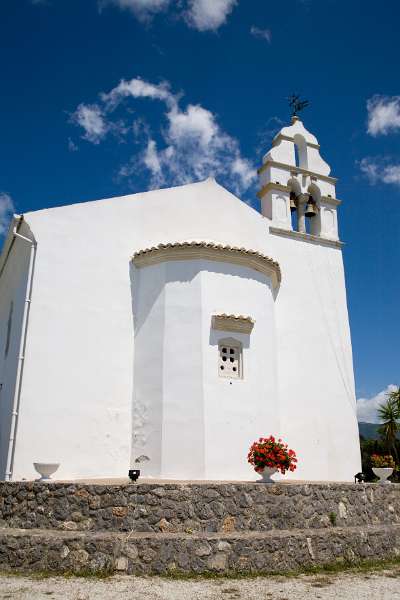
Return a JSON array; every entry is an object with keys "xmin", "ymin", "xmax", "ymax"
[
  {"xmin": 269, "ymin": 227, "xmax": 344, "ymax": 248},
  {"xmin": 1, "ymin": 525, "xmax": 400, "ymax": 575}
]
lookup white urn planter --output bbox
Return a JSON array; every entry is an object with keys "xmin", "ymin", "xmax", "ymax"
[
  {"xmin": 33, "ymin": 462, "xmax": 60, "ymax": 482},
  {"xmin": 372, "ymin": 467, "xmax": 393, "ymax": 484},
  {"xmin": 257, "ymin": 467, "xmax": 278, "ymax": 483}
]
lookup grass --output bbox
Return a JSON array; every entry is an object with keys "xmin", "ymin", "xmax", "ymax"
[
  {"xmin": 0, "ymin": 567, "xmax": 115, "ymax": 581},
  {"xmin": 1, "ymin": 556, "xmax": 400, "ymax": 582},
  {"xmin": 157, "ymin": 556, "xmax": 400, "ymax": 581},
  {"xmin": 329, "ymin": 512, "xmax": 337, "ymax": 526}
]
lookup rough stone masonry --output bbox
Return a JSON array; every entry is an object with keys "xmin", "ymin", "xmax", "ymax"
[{"xmin": 0, "ymin": 481, "xmax": 399, "ymax": 575}]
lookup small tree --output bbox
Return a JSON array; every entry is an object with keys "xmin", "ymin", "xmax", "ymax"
[
  {"xmin": 378, "ymin": 389, "xmax": 400, "ymax": 463},
  {"xmin": 387, "ymin": 386, "xmax": 400, "ymax": 408}
]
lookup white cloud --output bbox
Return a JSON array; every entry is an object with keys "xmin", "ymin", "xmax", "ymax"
[
  {"xmin": 128, "ymin": 101, "xmax": 256, "ymax": 193},
  {"xmin": 357, "ymin": 385, "xmax": 398, "ymax": 423},
  {"xmin": 102, "ymin": 77, "xmax": 175, "ymax": 110},
  {"xmin": 0, "ymin": 193, "xmax": 15, "ymax": 236},
  {"xmin": 138, "ymin": 101, "xmax": 256, "ymax": 193},
  {"xmin": 359, "ymin": 157, "xmax": 400, "ymax": 187},
  {"xmin": 71, "ymin": 104, "xmax": 108, "ymax": 144},
  {"xmin": 185, "ymin": 0, "xmax": 238, "ymax": 31},
  {"xmin": 73, "ymin": 76, "xmax": 256, "ymax": 196},
  {"xmin": 100, "ymin": 0, "xmax": 170, "ymax": 21},
  {"xmin": 367, "ymin": 95, "xmax": 400, "ymax": 136},
  {"xmin": 37, "ymin": 0, "xmax": 238, "ymax": 31},
  {"xmin": 231, "ymin": 157, "xmax": 256, "ymax": 189},
  {"xmin": 380, "ymin": 164, "xmax": 400, "ymax": 184},
  {"xmin": 101, "ymin": 0, "xmax": 238, "ymax": 30},
  {"xmin": 250, "ymin": 26, "xmax": 271, "ymax": 43},
  {"xmin": 143, "ymin": 139, "xmax": 162, "ymax": 180},
  {"xmin": 167, "ymin": 104, "xmax": 218, "ymax": 147},
  {"xmin": 359, "ymin": 157, "xmax": 378, "ymax": 182},
  {"xmin": 68, "ymin": 138, "xmax": 78, "ymax": 152}
]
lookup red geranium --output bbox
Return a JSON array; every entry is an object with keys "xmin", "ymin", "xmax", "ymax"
[
  {"xmin": 247, "ymin": 436, "xmax": 297, "ymax": 475},
  {"xmin": 371, "ymin": 454, "xmax": 395, "ymax": 469}
]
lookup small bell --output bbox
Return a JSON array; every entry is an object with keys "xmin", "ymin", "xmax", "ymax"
[
  {"xmin": 289, "ymin": 192, "xmax": 297, "ymax": 212},
  {"xmin": 305, "ymin": 195, "xmax": 317, "ymax": 217}
]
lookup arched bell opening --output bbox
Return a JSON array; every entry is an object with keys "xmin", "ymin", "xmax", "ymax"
[
  {"xmin": 306, "ymin": 184, "xmax": 322, "ymax": 236},
  {"xmin": 288, "ymin": 177, "xmax": 301, "ymax": 232},
  {"xmin": 304, "ymin": 195, "xmax": 316, "ymax": 234},
  {"xmin": 293, "ymin": 134, "xmax": 308, "ymax": 170},
  {"xmin": 290, "ymin": 191, "xmax": 299, "ymax": 232}
]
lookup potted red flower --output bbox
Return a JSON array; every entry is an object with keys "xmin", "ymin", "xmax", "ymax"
[
  {"xmin": 247, "ymin": 436, "xmax": 297, "ymax": 483},
  {"xmin": 371, "ymin": 454, "xmax": 395, "ymax": 484}
]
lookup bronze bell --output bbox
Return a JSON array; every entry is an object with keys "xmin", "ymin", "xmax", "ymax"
[
  {"xmin": 289, "ymin": 192, "xmax": 297, "ymax": 212},
  {"xmin": 305, "ymin": 195, "xmax": 317, "ymax": 217}
]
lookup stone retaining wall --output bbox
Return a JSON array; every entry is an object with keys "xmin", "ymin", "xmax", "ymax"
[
  {"xmin": 1, "ymin": 525, "xmax": 400, "ymax": 575},
  {"xmin": 1, "ymin": 482, "xmax": 399, "ymax": 533}
]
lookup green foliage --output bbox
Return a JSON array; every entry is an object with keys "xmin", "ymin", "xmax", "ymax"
[
  {"xmin": 378, "ymin": 388, "xmax": 400, "ymax": 463},
  {"xmin": 360, "ymin": 386, "xmax": 400, "ymax": 481},
  {"xmin": 329, "ymin": 512, "xmax": 337, "ymax": 526},
  {"xmin": 386, "ymin": 387, "xmax": 400, "ymax": 406}
]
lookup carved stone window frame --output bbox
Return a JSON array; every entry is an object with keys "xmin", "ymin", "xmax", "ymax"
[{"xmin": 218, "ymin": 337, "xmax": 242, "ymax": 380}]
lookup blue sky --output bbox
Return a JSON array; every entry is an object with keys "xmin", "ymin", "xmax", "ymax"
[{"xmin": 0, "ymin": 0, "xmax": 399, "ymax": 420}]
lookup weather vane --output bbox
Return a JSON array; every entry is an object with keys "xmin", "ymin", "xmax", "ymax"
[{"xmin": 287, "ymin": 94, "xmax": 309, "ymax": 117}]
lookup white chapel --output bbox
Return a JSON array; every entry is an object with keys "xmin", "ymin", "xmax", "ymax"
[{"xmin": 0, "ymin": 117, "xmax": 361, "ymax": 482}]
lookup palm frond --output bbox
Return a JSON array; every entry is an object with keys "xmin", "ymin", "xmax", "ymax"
[
  {"xmin": 377, "ymin": 396, "xmax": 400, "ymax": 460},
  {"xmin": 386, "ymin": 386, "xmax": 400, "ymax": 408}
]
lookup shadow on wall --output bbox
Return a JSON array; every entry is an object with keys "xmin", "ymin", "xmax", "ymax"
[
  {"xmin": 209, "ymin": 329, "xmax": 250, "ymax": 350},
  {"xmin": 293, "ymin": 134, "xmax": 308, "ymax": 169},
  {"xmin": 129, "ymin": 260, "xmax": 272, "ymax": 338}
]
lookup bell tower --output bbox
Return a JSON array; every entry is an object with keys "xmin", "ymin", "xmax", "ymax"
[
  {"xmin": 258, "ymin": 111, "xmax": 361, "ymax": 482},
  {"xmin": 258, "ymin": 116, "xmax": 340, "ymax": 242}
]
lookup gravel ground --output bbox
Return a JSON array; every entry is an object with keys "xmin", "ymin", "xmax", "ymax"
[{"xmin": 1, "ymin": 569, "xmax": 400, "ymax": 600}]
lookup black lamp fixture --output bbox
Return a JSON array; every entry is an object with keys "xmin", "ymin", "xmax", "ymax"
[{"xmin": 128, "ymin": 469, "xmax": 141, "ymax": 482}]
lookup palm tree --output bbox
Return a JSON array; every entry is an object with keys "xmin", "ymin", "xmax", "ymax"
[
  {"xmin": 377, "ymin": 395, "xmax": 400, "ymax": 463},
  {"xmin": 387, "ymin": 386, "xmax": 400, "ymax": 410}
]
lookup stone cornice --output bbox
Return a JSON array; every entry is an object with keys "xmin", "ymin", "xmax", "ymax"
[
  {"xmin": 212, "ymin": 314, "xmax": 255, "ymax": 334},
  {"xmin": 269, "ymin": 227, "xmax": 344, "ymax": 248},
  {"xmin": 133, "ymin": 241, "xmax": 281, "ymax": 288},
  {"xmin": 321, "ymin": 195, "xmax": 341, "ymax": 207},
  {"xmin": 258, "ymin": 160, "xmax": 338, "ymax": 184},
  {"xmin": 272, "ymin": 133, "xmax": 320, "ymax": 150},
  {"xmin": 257, "ymin": 182, "xmax": 289, "ymax": 198}
]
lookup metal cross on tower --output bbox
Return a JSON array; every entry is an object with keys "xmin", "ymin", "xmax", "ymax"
[{"xmin": 287, "ymin": 94, "xmax": 309, "ymax": 117}]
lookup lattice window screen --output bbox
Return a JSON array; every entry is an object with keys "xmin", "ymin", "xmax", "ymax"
[{"xmin": 218, "ymin": 342, "xmax": 242, "ymax": 379}]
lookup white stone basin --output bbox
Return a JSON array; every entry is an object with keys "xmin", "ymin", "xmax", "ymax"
[{"xmin": 33, "ymin": 462, "xmax": 60, "ymax": 482}]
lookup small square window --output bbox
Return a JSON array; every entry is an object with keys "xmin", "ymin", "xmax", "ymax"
[{"xmin": 218, "ymin": 339, "xmax": 242, "ymax": 380}]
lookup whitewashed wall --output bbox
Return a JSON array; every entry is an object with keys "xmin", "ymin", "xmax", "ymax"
[
  {"xmin": 270, "ymin": 234, "xmax": 360, "ymax": 481},
  {"xmin": 132, "ymin": 259, "xmax": 278, "ymax": 481},
  {"xmin": 0, "ymin": 174, "xmax": 361, "ymax": 482},
  {"xmin": 201, "ymin": 265, "xmax": 278, "ymax": 480},
  {"xmin": 9, "ymin": 179, "xmax": 276, "ymax": 481}
]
